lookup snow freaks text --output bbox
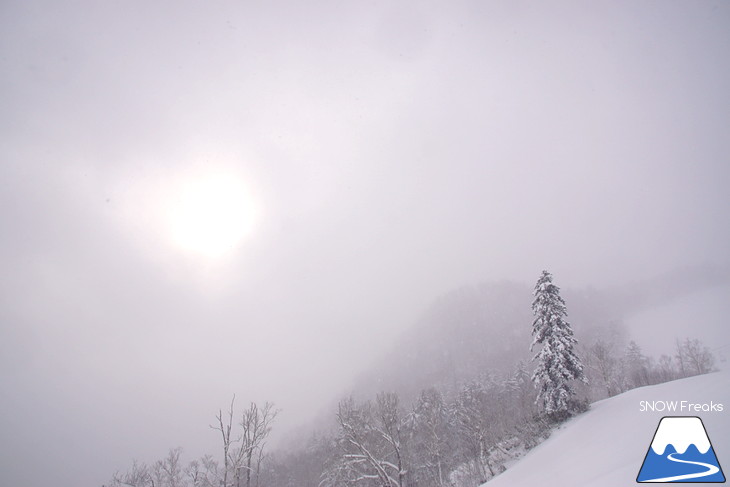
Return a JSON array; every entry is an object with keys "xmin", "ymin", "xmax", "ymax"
[{"xmin": 639, "ymin": 401, "xmax": 724, "ymax": 413}]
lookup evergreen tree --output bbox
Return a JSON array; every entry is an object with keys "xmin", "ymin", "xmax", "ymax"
[{"xmin": 530, "ymin": 270, "xmax": 586, "ymax": 419}]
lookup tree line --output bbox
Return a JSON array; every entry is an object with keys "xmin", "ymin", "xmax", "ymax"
[{"xmin": 108, "ymin": 271, "xmax": 718, "ymax": 487}]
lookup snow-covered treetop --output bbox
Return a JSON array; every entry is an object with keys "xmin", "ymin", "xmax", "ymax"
[{"xmin": 530, "ymin": 270, "xmax": 570, "ymax": 351}]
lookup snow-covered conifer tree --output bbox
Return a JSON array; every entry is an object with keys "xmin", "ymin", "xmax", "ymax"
[{"xmin": 530, "ymin": 270, "xmax": 586, "ymax": 419}]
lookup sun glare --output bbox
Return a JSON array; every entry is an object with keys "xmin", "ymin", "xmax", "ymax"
[{"xmin": 167, "ymin": 171, "xmax": 256, "ymax": 259}]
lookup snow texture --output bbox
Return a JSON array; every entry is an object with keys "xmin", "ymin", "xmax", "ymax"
[{"xmin": 484, "ymin": 370, "xmax": 729, "ymax": 487}]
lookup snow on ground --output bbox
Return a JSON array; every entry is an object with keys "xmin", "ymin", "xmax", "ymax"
[{"xmin": 484, "ymin": 370, "xmax": 730, "ymax": 486}]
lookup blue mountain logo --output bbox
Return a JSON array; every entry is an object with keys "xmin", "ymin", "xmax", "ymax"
[{"xmin": 637, "ymin": 416, "xmax": 725, "ymax": 483}]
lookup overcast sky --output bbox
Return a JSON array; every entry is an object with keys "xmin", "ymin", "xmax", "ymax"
[{"xmin": 1, "ymin": 1, "xmax": 729, "ymax": 486}]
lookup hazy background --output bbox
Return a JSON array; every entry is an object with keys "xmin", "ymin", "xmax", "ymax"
[{"xmin": 1, "ymin": 1, "xmax": 729, "ymax": 486}]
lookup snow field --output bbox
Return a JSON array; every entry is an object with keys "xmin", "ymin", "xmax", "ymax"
[{"xmin": 484, "ymin": 370, "xmax": 730, "ymax": 486}]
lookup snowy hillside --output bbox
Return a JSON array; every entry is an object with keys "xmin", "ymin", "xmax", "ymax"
[{"xmin": 484, "ymin": 371, "xmax": 730, "ymax": 486}]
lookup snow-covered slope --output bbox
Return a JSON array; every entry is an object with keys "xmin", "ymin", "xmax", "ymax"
[{"xmin": 484, "ymin": 371, "xmax": 730, "ymax": 486}]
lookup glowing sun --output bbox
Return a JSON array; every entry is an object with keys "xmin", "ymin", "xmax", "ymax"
[{"xmin": 167, "ymin": 171, "xmax": 257, "ymax": 259}]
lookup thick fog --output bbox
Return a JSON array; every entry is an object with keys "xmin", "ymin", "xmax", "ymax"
[{"xmin": 1, "ymin": 2, "xmax": 729, "ymax": 486}]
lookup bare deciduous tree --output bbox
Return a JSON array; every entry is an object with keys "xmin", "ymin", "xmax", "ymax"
[
  {"xmin": 160, "ymin": 448, "xmax": 184, "ymax": 487},
  {"xmin": 211, "ymin": 396, "xmax": 237, "ymax": 487},
  {"xmin": 408, "ymin": 388, "xmax": 452, "ymax": 487},
  {"xmin": 111, "ymin": 460, "xmax": 152, "ymax": 487},
  {"xmin": 238, "ymin": 401, "xmax": 278, "ymax": 487},
  {"xmin": 587, "ymin": 338, "xmax": 621, "ymax": 397},
  {"xmin": 374, "ymin": 392, "xmax": 407, "ymax": 487},
  {"xmin": 323, "ymin": 394, "xmax": 408, "ymax": 487},
  {"xmin": 185, "ymin": 454, "xmax": 220, "ymax": 487},
  {"xmin": 211, "ymin": 396, "xmax": 278, "ymax": 487},
  {"xmin": 453, "ymin": 381, "xmax": 494, "ymax": 483},
  {"xmin": 677, "ymin": 338, "xmax": 715, "ymax": 376}
]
